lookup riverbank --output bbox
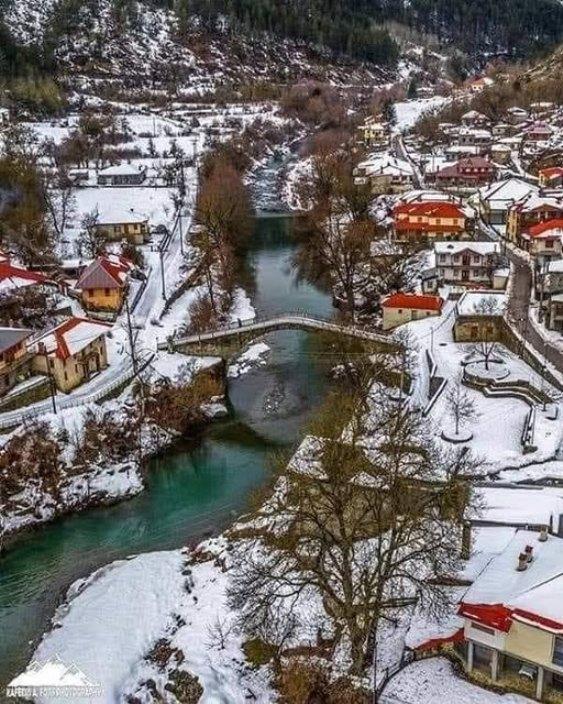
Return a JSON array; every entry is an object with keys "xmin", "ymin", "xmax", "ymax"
[{"xmin": 0, "ymin": 214, "xmax": 335, "ymax": 693}]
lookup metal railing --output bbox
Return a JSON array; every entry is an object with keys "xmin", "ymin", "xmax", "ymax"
[
  {"xmin": 0, "ymin": 354, "xmax": 154, "ymax": 430},
  {"xmin": 159, "ymin": 309, "xmax": 393, "ymax": 350}
]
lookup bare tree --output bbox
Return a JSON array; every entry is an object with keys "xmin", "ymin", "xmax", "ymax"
[
  {"xmin": 446, "ymin": 378, "xmax": 478, "ymax": 436},
  {"xmin": 469, "ymin": 295, "xmax": 505, "ymax": 371},
  {"xmin": 43, "ymin": 167, "xmax": 76, "ymax": 241},
  {"xmin": 228, "ymin": 381, "xmax": 478, "ymax": 679},
  {"xmin": 76, "ymin": 208, "xmax": 106, "ymax": 258}
]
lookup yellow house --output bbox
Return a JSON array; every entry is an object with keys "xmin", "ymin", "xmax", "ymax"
[
  {"xmin": 31, "ymin": 317, "xmax": 111, "ymax": 393},
  {"xmin": 92, "ymin": 217, "xmax": 149, "ymax": 245},
  {"xmin": 76, "ymin": 255, "xmax": 134, "ymax": 313},
  {"xmin": 458, "ymin": 530, "xmax": 563, "ymax": 701}
]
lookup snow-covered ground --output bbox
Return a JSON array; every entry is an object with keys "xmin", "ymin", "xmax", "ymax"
[
  {"xmin": 21, "ymin": 540, "xmax": 276, "ymax": 704},
  {"xmin": 394, "ymin": 96, "xmax": 449, "ymax": 132},
  {"xmin": 402, "ymin": 304, "xmax": 563, "ymax": 474},
  {"xmin": 384, "ymin": 657, "xmax": 533, "ymax": 704}
]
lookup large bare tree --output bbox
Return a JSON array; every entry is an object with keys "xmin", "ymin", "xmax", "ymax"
[{"xmin": 228, "ymin": 379, "xmax": 478, "ymax": 681}]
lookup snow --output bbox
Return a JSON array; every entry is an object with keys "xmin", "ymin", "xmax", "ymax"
[
  {"xmin": 28, "ymin": 551, "xmax": 187, "ymax": 704},
  {"xmin": 462, "ymin": 529, "xmax": 563, "ymax": 626},
  {"xmin": 24, "ymin": 544, "xmax": 276, "ymax": 704},
  {"xmin": 229, "ymin": 287, "xmax": 256, "ymax": 324},
  {"xmin": 474, "ymin": 486, "xmax": 563, "ymax": 527},
  {"xmin": 384, "ymin": 657, "xmax": 533, "ymax": 703},
  {"xmin": 394, "ymin": 96, "xmax": 449, "ymax": 132},
  {"xmin": 228, "ymin": 342, "xmax": 270, "ymax": 378}
]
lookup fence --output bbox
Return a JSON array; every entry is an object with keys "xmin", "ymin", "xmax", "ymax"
[{"xmin": 0, "ymin": 354, "xmax": 154, "ymax": 430}]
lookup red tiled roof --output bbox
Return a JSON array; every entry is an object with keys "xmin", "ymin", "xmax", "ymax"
[
  {"xmin": 382, "ymin": 293, "xmax": 444, "ymax": 311},
  {"xmin": 76, "ymin": 256, "xmax": 133, "ymax": 291},
  {"xmin": 527, "ymin": 218, "xmax": 563, "ymax": 238},
  {"xmin": 39, "ymin": 317, "xmax": 112, "ymax": 361},
  {"xmin": 394, "ymin": 201, "xmax": 465, "ymax": 218},
  {"xmin": 539, "ymin": 167, "xmax": 563, "ymax": 180},
  {"xmin": 415, "ymin": 628, "xmax": 465, "ymax": 653},
  {"xmin": 0, "ymin": 262, "xmax": 48, "ymax": 286},
  {"xmin": 458, "ymin": 602, "xmax": 563, "ymax": 634}
]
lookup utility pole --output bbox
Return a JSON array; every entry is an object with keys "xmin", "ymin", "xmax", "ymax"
[
  {"xmin": 40, "ymin": 342, "xmax": 57, "ymax": 414},
  {"xmin": 178, "ymin": 206, "xmax": 185, "ymax": 256},
  {"xmin": 159, "ymin": 246, "xmax": 166, "ymax": 300},
  {"xmin": 124, "ymin": 296, "xmax": 138, "ymax": 376}
]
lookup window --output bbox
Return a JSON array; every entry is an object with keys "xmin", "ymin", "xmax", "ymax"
[
  {"xmin": 439, "ymin": 254, "xmax": 446, "ymax": 262},
  {"xmin": 398, "ymin": 309, "xmax": 403, "ymax": 314},
  {"xmin": 546, "ymin": 240, "xmax": 554, "ymax": 248},
  {"xmin": 105, "ymin": 288, "xmax": 110, "ymax": 296},
  {"xmin": 553, "ymin": 637, "xmax": 563, "ymax": 667}
]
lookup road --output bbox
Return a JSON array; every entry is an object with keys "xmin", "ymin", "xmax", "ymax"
[
  {"xmin": 391, "ymin": 133, "xmax": 424, "ymax": 189},
  {"xmin": 504, "ymin": 246, "xmax": 563, "ymax": 375}
]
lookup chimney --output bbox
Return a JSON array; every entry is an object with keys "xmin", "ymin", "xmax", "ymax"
[
  {"xmin": 524, "ymin": 545, "xmax": 534, "ymax": 563},
  {"xmin": 539, "ymin": 526, "xmax": 549, "ymax": 542},
  {"xmin": 517, "ymin": 552, "xmax": 528, "ymax": 571}
]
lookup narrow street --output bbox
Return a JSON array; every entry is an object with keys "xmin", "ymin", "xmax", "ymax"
[{"xmin": 505, "ymin": 245, "xmax": 563, "ymax": 377}]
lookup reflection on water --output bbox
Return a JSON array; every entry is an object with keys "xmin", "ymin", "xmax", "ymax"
[{"xmin": 0, "ymin": 215, "xmax": 333, "ymax": 690}]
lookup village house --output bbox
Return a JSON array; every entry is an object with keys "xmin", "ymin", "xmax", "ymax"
[
  {"xmin": 519, "ymin": 219, "xmax": 563, "ymax": 261},
  {"xmin": 0, "ymin": 261, "xmax": 50, "ymax": 295},
  {"xmin": 31, "ymin": 317, "xmax": 111, "ymax": 393},
  {"xmin": 455, "ymin": 127, "xmax": 492, "ymax": 154},
  {"xmin": 90, "ymin": 209, "xmax": 150, "ymax": 245},
  {"xmin": 507, "ymin": 194, "xmax": 563, "ymax": 245},
  {"xmin": 524, "ymin": 122, "xmax": 553, "ymax": 143},
  {"xmin": 457, "ymin": 529, "xmax": 563, "ymax": 701},
  {"xmin": 507, "ymin": 106, "xmax": 529, "ymax": 125},
  {"xmin": 353, "ymin": 154, "xmax": 414, "ymax": 194},
  {"xmin": 0, "ymin": 327, "xmax": 34, "ymax": 397},
  {"xmin": 432, "ymin": 156, "xmax": 497, "ymax": 190},
  {"xmin": 490, "ymin": 143, "xmax": 512, "ymax": 164},
  {"xmin": 358, "ymin": 116, "xmax": 387, "ymax": 146},
  {"xmin": 381, "ymin": 293, "xmax": 443, "ymax": 330},
  {"xmin": 453, "ymin": 290, "xmax": 507, "ymax": 342},
  {"xmin": 466, "ymin": 76, "xmax": 494, "ymax": 93},
  {"xmin": 478, "ymin": 178, "xmax": 538, "ymax": 228},
  {"xmin": 392, "ymin": 200, "xmax": 467, "ymax": 241},
  {"xmin": 461, "ymin": 110, "xmax": 490, "ymax": 128},
  {"xmin": 546, "ymin": 260, "xmax": 563, "ymax": 332},
  {"xmin": 97, "ymin": 164, "xmax": 146, "ymax": 186},
  {"xmin": 539, "ymin": 167, "xmax": 563, "ymax": 189},
  {"xmin": 432, "ymin": 241, "xmax": 502, "ymax": 288},
  {"xmin": 75, "ymin": 255, "xmax": 135, "ymax": 313}
]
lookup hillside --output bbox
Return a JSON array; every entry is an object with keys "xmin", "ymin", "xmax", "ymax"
[
  {"xmin": 0, "ymin": 0, "xmax": 395, "ymax": 99},
  {"xmin": 2, "ymin": 0, "xmax": 563, "ymax": 92}
]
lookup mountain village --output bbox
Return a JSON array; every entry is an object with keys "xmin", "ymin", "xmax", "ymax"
[{"xmin": 2, "ymin": 7, "xmax": 563, "ymax": 702}]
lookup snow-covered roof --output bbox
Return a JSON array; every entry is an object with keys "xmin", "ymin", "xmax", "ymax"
[
  {"xmin": 98, "ymin": 164, "xmax": 145, "ymax": 177},
  {"xmin": 32, "ymin": 317, "xmax": 112, "ymax": 360},
  {"xmin": 460, "ymin": 530, "xmax": 563, "ymax": 631},
  {"xmin": 548, "ymin": 259, "xmax": 563, "ymax": 274},
  {"xmin": 479, "ymin": 178, "xmax": 538, "ymax": 207},
  {"xmin": 76, "ymin": 255, "xmax": 133, "ymax": 290},
  {"xmin": 0, "ymin": 262, "xmax": 49, "ymax": 292},
  {"xmin": 456, "ymin": 290, "xmax": 507, "ymax": 317},
  {"xmin": 434, "ymin": 241, "xmax": 499, "ymax": 256},
  {"xmin": 357, "ymin": 153, "xmax": 414, "ymax": 177}
]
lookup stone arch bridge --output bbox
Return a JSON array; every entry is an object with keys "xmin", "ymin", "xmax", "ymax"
[{"xmin": 158, "ymin": 313, "xmax": 399, "ymax": 358}]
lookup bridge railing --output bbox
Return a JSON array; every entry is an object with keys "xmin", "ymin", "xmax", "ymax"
[{"xmin": 159, "ymin": 309, "xmax": 394, "ymax": 351}]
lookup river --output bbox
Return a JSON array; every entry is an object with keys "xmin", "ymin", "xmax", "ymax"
[{"xmin": 0, "ymin": 214, "xmax": 333, "ymax": 693}]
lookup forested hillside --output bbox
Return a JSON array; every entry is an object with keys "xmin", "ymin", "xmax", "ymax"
[{"xmin": 1, "ymin": 0, "xmax": 563, "ymax": 87}]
